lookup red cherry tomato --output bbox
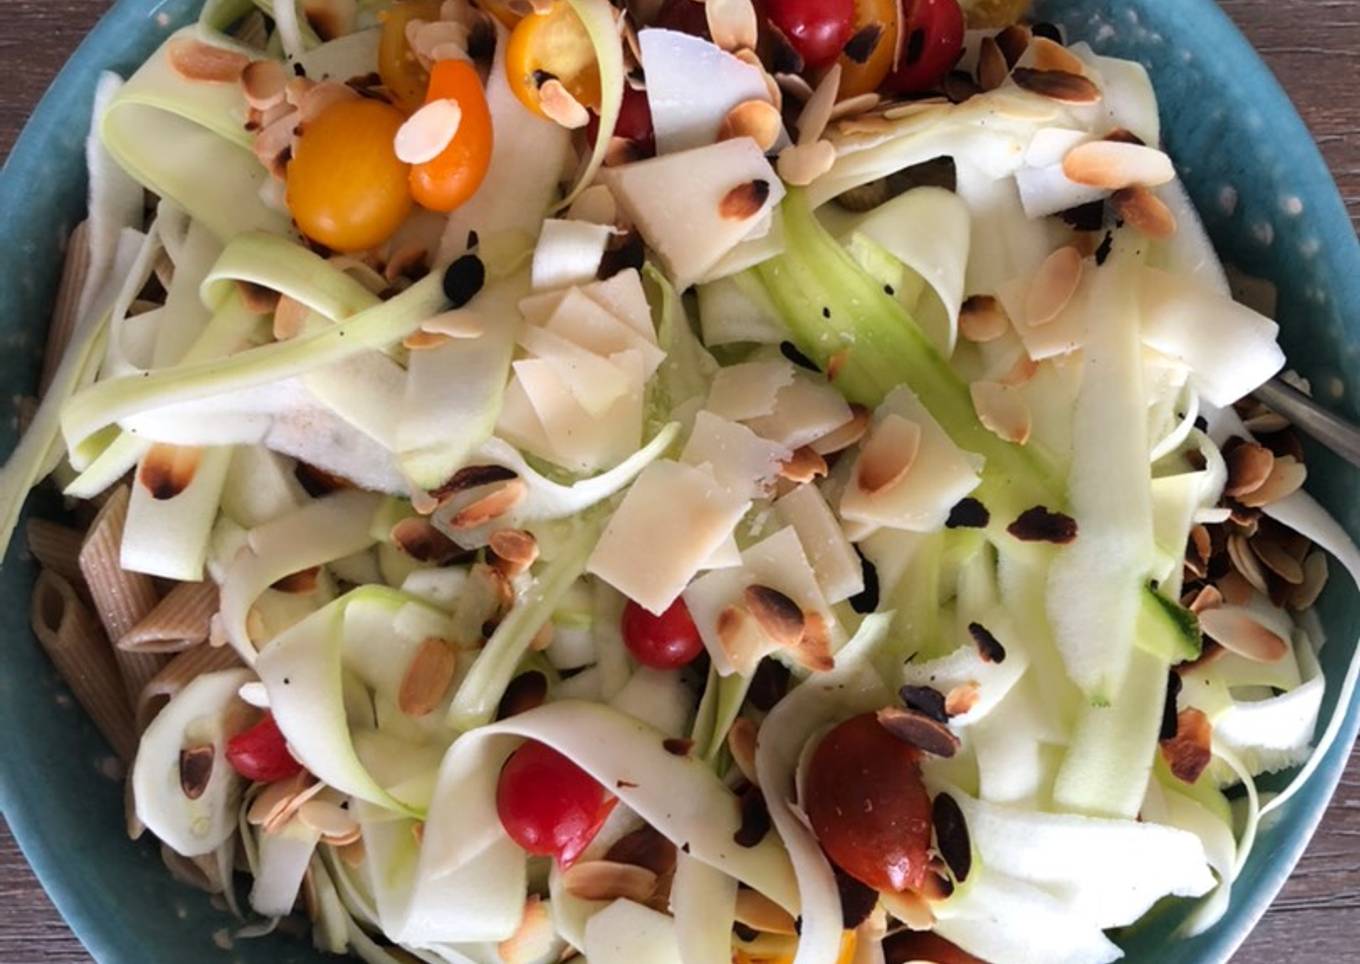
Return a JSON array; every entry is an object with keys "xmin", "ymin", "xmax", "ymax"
[
  {"xmin": 622, "ymin": 598, "xmax": 705, "ymax": 670},
  {"xmin": 804, "ymin": 713, "xmax": 933, "ymax": 892},
  {"xmin": 882, "ymin": 0, "xmax": 965, "ymax": 94},
  {"xmin": 654, "ymin": 0, "xmax": 711, "ymax": 39},
  {"xmin": 586, "ymin": 86, "xmax": 656, "ymax": 157},
  {"xmin": 765, "ymin": 0, "xmax": 856, "ymax": 70},
  {"xmin": 225, "ymin": 712, "xmax": 303, "ymax": 783},
  {"xmin": 496, "ymin": 741, "xmax": 617, "ymax": 866}
]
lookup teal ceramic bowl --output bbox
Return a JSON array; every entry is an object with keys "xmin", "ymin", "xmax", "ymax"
[{"xmin": 2, "ymin": 0, "xmax": 1358, "ymax": 961}]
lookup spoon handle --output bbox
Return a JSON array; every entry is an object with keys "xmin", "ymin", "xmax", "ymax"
[{"xmin": 1253, "ymin": 378, "xmax": 1360, "ymax": 470}]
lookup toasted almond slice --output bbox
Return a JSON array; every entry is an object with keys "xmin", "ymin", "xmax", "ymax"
[
  {"xmin": 1251, "ymin": 537, "xmax": 1304, "ymax": 585},
  {"xmin": 298, "ymin": 798, "xmax": 360, "ymax": 839},
  {"xmin": 720, "ymin": 99, "xmax": 783, "ymax": 151},
  {"xmin": 272, "ymin": 565, "xmax": 321, "ymax": 594},
  {"xmin": 398, "ymin": 637, "xmax": 458, "ymax": 716},
  {"xmin": 1160, "ymin": 707, "xmax": 1212, "ymax": 783},
  {"xmin": 977, "ymin": 37, "xmax": 1008, "ymax": 91},
  {"xmin": 792, "ymin": 611, "xmax": 834, "ymax": 672},
  {"xmin": 391, "ymin": 516, "xmax": 460, "ymax": 564},
  {"xmin": 796, "ymin": 63, "xmax": 842, "ymax": 145},
  {"xmin": 1110, "ymin": 186, "xmax": 1177, "ymax": 239},
  {"xmin": 999, "ymin": 353, "xmax": 1039, "ymax": 387},
  {"xmin": 395, "ymin": 98, "xmax": 463, "ymax": 164},
  {"xmin": 236, "ymin": 280, "xmax": 281, "ymax": 315},
  {"xmin": 828, "ymin": 92, "xmax": 880, "ymax": 122},
  {"xmin": 1216, "ymin": 568, "xmax": 1255, "ymax": 607},
  {"xmin": 779, "ymin": 446, "xmax": 828, "ymax": 484},
  {"xmin": 1198, "ymin": 606, "xmax": 1288, "ymax": 663},
  {"xmin": 1186, "ymin": 584, "xmax": 1223, "ymax": 614},
  {"xmin": 1224, "ymin": 442, "xmax": 1274, "ymax": 497},
  {"xmin": 497, "ymin": 897, "xmax": 555, "ymax": 964},
  {"xmin": 959, "ymin": 295, "xmax": 1011, "ymax": 343},
  {"xmin": 247, "ymin": 770, "xmax": 312, "ymax": 826},
  {"xmin": 139, "ymin": 444, "xmax": 201, "ymax": 500},
  {"xmin": 1011, "ymin": 67, "xmax": 1100, "ymax": 104},
  {"xmin": 880, "ymin": 888, "xmax": 935, "ymax": 929},
  {"xmin": 284, "ymin": 75, "xmax": 315, "ymax": 106},
  {"xmin": 734, "ymin": 49, "xmax": 783, "ymax": 110},
  {"xmin": 408, "ymin": 19, "xmax": 469, "ymax": 66},
  {"xmin": 421, "ymin": 308, "xmax": 486, "ymax": 339},
  {"xmin": 1190, "ymin": 523, "xmax": 1213, "ymax": 565},
  {"xmin": 876, "ymin": 706, "xmax": 960, "ymax": 757},
  {"xmin": 970, "ymin": 380, "xmax": 1031, "ymax": 445},
  {"xmin": 826, "ymin": 348, "xmax": 849, "ymax": 382},
  {"xmin": 810, "ymin": 404, "xmax": 870, "ymax": 455},
  {"xmin": 252, "ymin": 108, "xmax": 296, "ymax": 179},
  {"xmin": 727, "ymin": 717, "xmax": 759, "ymax": 786},
  {"xmin": 1244, "ymin": 410, "xmax": 1290, "ymax": 434},
  {"xmin": 717, "ymin": 605, "xmax": 767, "ymax": 675},
  {"xmin": 777, "ymin": 140, "xmax": 836, "ymax": 187},
  {"xmin": 720, "ymin": 179, "xmax": 773, "ymax": 221},
  {"xmin": 448, "ymin": 479, "xmax": 527, "ymax": 529},
  {"xmin": 539, "ymin": 78, "xmax": 590, "ymax": 128},
  {"xmin": 490, "ymin": 528, "xmax": 539, "ymax": 572},
  {"xmin": 1227, "ymin": 533, "xmax": 1269, "ymax": 594},
  {"xmin": 735, "ymin": 887, "xmax": 798, "ymax": 935},
  {"xmin": 273, "ymin": 294, "xmax": 310, "ymax": 340},
  {"xmin": 706, "ymin": 0, "xmax": 758, "ymax": 52},
  {"xmin": 179, "ymin": 745, "xmax": 215, "ymax": 800},
  {"xmin": 856, "ymin": 413, "xmax": 922, "ymax": 495},
  {"xmin": 241, "ymin": 59, "xmax": 289, "ymax": 110},
  {"xmin": 561, "ymin": 860, "xmax": 658, "ymax": 903},
  {"xmin": 1025, "ymin": 246, "xmax": 1083, "ymax": 327},
  {"xmin": 744, "ymin": 585, "xmax": 806, "ymax": 649},
  {"xmin": 1062, "ymin": 140, "xmax": 1175, "ymax": 190},
  {"xmin": 403, "ymin": 329, "xmax": 453, "ymax": 350},
  {"xmin": 993, "ymin": 22, "xmax": 1030, "ymax": 65},
  {"xmin": 1289, "ymin": 551, "xmax": 1329, "ymax": 610},
  {"xmin": 1237, "ymin": 455, "xmax": 1306, "ymax": 508},
  {"xmin": 296, "ymin": 80, "xmax": 358, "ymax": 125},
  {"xmin": 323, "ymin": 826, "xmax": 363, "ymax": 847},
  {"xmin": 1028, "ymin": 36, "xmax": 1085, "ymax": 74},
  {"xmin": 264, "ymin": 775, "xmax": 326, "ymax": 835},
  {"xmin": 944, "ymin": 681, "xmax": 980, "ymax": 717},
  {"xmin": 168, "ymin": 38, "xmax": 250, "ymax": 83}
]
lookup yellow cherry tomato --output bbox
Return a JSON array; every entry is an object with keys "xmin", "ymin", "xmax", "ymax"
[
  {"xmin": 734, "ymin": 931, "xmax": 857, "ymax": 964},
  {"xmin": 505, "ymin": 0, "xmax": 601, "ymax": 118},
  {"xmin": 410, "ymin": 59, "xmax": 495, "ymax": 212},
  {"xmin": 379, "ymin": 0, "xmax": 444, "ymax": 113},
  {"xmin": 837, "ymin": 0, "xmax": 899, "ymax": 98},
  {"xmin": 286, "ymin": 98, "xmax": 413, "ymax": 252}
]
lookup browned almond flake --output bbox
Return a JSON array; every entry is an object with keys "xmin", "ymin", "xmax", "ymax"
[
  {"xmin": 1007, "ymin": 506, "xmax": 1077, "ymax": 544},
  {"xmin": 900, "ymin": 684, "xmax": 949, "ymax": 724},
  {"xmin": 717, "ymin": 605, "xmax": 766, "ymax": 674},
  {"xmin": 1244, "ymin": 410, "xmax": 1291, "ymax": 434},
  {"xmin": 1062, "ymin": 140, "xmax": 1175, "ymax": 190},
  {"xmin": 970, "ymin": 380, "xmax": 1031, "ymax": 445},
  {"xmin": 298, "ymin": 799, "xmax": 359, "ymax": 839},
  {"xmin": 1190, "ymin": 524, "xmax": 1212, "ymax": 569},
  {"xmin": 179, "ymin": 745, "xmax": 215, "ymax": 800},
  {"xmin": 1011, "ymin": 67, "xmax": 1100, "ymax": 104},
  {"xmin": 1110, "ymin": 185, "xmax": 1177, "ymax": 239},
  {"xmin": 263, "ymin": 776, "xmax": 325, "ymax": 835},
  {"xmin": 792, "ymin": 610, "xmax": 835, "ymax": 672},
  {"xmin": 273, "ymin": 294, "xmax": 309, "ymax": 340},
  {"xmin": 1028, "ymin": 36, "xmax": 1085, "ymax": 74},
  {"xmin": 1025, "ymin": 245, "xmax": 1083, "ymax": 327},
  {"xmin": 1224, "ymin": 440, "xmax": 1274, "ymax": 497},
  {"xmin": 168, "ymin": 37, "xmax": 250, "ymax": 83},
  {"xmin": 943, "ymin": 70, "xmax": 982, "ymax": 104},
  {"xmin": 605, "ymin": 825, "xmax": 677, "ymax": 880},
  {"xmin": 857, "ymin": 414, "xmax": 921, "ymax": 495},
  {"xmin": 1216, "ymin": 568, "xmax": 1255, "ymax": 607},
  {"xmin": 247, "ymin": 771, "xmax": 312, "ymax": 827},
  {"xmin": 959, "ymin": 295, "xmax": 1011, "ymax": 343},
  {"xmin": 297, "ymin": 80, "xmax": 357, "ymax": 125},
  {"xmin": 272, "ymin": 565, "xmax": 321, "ymax": 594},
  {"xmin": 539, "ymin": 78, "xmax": 590, "ymax": 128},
  {"xmin": 944, "ymin": 681, "xmax": 981, "ymax": 717},
  {"xmin": 995, "ymin": 23, "xmax": 1030, "ymax": 67},
  {"xmin": 1237, "ymin": 455, "xmax": 1306, "ymax": 509},
  {"xmin": 496, "ymin": 670, "xmax": 548, "ymax": 720},
  {"xmin": 391, "ymin": 516, "xmax": 460, "ymax": 564},
  {"xmin": 235, "ymin": 279, "xmax": 281, "ymax": 315},
  {"xmin": 876, "ymin": 705, "xmax": 960, "ymax": 757},
  {"xmin": 735, "ymin": 887, "xmax": 798, "ymax": 935},
  {"xmin": 968, "ymin": 622, "xmax": 1006, "ymax": 663},
  {"xmin": 744, "ymin": 585, "xmax": 806, "ymax": 648},
  {"xmin": 398, "ymin": 637, "xmax": 458, "ymax": 716},
  {"xmin": 719, "ymin": 99, "xmax": 782, "ymax": 151},
  {"xmin": 448, "ymin": 478, "xmax": 527, "ymax": 529},
  {"xmin": 1160, "ymin": 707, "xmax": 1213, "ymax": 783},
  {"xmin": 1186, "ymin": 584, "xmax": 1223, "ymax": 615},
  {"xmin": 662, "ymin": 737, "xmax": 694, "ymax": 757},
  {"xmin": 779, "ymin": 446, "xmax": 828, "ymax": 484},
  {"xmin": 489, "ymin": 528, "xmax": 539, "ymax": 572},
  {"xmin": 810, "ymin": 404, "xmax": 871, "ymax": 455},
  {"xmin": 1227, "ymin": 534, "xmax": 1269, "ymax": 595},
  {"xmin": 727, "ymin": 717, "xmax": 760, "ymax": 786},
  {"xmin": 1198, "ymin": 606, "xmax": 1288, "ymax": 663},
  {"xmin": 719, "ymin": 179, "xmax": 772, "ymax": 221},
  {"xmin": 932, "ymin": 792, "xmax": 971, "ymax": 883},
  {"xmin": 323, "ymin": 826, "xmax": 362, "ymax": 848},
  {"xmin": 776, "ymin": 140, "xmax": 836, "ymax": 187},
  {"xmin": 431, "ymin": 463, "xmax": 518, "ymax": 501},
  {"xmin": 241, "ymin": 58, "xmax": 288, "ymax": 110},
  {"xmin": 403, "ymin": 329, "xmax": 452, "ymax": 350},
  {"xmin": 976, "ymin": 37, "xmax": 1009, "ymax": 91},
  {"xmin": 825, "ymin": 348, "xmax": 850, "ymax": 382},
  {"xmin": 139, "ymin": 444, "xmax": 201, "ymax": 500},
  {"xmin": 411, "ymin": 821, "xmax": 425, "ymax": 845},
  {"xmin": 561, "ymin": 860, "xmax": 658, "ymax": 903},
  {"xmin": 1251, "ymin": 537, "xmax": 1304, "ymax": 585},
  {"xmin": 1103, "ymin": 127, "xmax": 1146, "ymax": 145},
  {"xmin": 1289, "ymin": 552, "xmax": 1329, "ymax": 610}
]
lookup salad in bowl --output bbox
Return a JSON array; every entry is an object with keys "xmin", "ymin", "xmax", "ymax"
[{"xmin": 4, "ymin": 0, "xmax": 1358, "ymax": 961}]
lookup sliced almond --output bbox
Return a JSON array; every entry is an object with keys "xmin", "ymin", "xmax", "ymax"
[
  {"xmin": 1160, "ymin": 707, "xmax": 1212, "ymax": 783},
  {"xmin": 448, "ymin": 479, "xmax": 527, "ymax": 529},
  {"xmin": 876, "ymin": 706, "xmax": 960, "ymax": 757},
  {"xmin": 1198, "ymin": 606, "xmax": 1289, "ymax": 663},
  {"xmin": 323, "ymin": 826, "xmax": 362, "ymax": 847},
  {"xmin": 779, "ymin": 446, "xmax": 828, "ymax": 484},
  {"xmin": 247, "ymin": 771, "xmax": 314, "ymax": 827},
  {"xmin": 560, "ymin": 860, "xmax": 658, "ymax": 903},
  {"xmin": 297, "ymin": 798, "xmax": 360, "ymax": 839},
  {"xmin": 403, "ymin": 329, "xmax": 452, "ymax": 350},
  {"xmin": 240, "ymin": 59, "xmax": 289, "ymax": 110},
  {"xmin": 826, "ymin": 348, "xmax": 849, "ymax": 382},
  {"xmin": 1227, "ymin": 533, "xmax": 1270, "ymax": 594},
  {"xmin": 999, "ymin": 352, "xmax": 1039, "ymax": 387},
  {"xmin": 235, "ymin": 280, "xmax": 280, "ymax": 315},
  {"xmin": 970, "ymin": 380, "xmax": 1031, "ymax": 445},
  {"xmin": 421, "ymin": 309, "xmax": 486, "ymax": 339},
  {"xmin": 539, "ymin": 78, "xmax": 589, "ymax": 128},
  {"xmin": 734, "ymin": 887, "xmax": 798, "ymax": 935},
  {"xmin": 1011, "ymin": 67, "xmax": 1101, "ymax": 105},
  {"xmin": 1025, "ymin": 246, "xmax": 1083, "ymax": 327},
  {"xmin": 167, "ymin": 38, "xmax": 250, "ymax": 83},
  {"xmin": 1029, "ymin": 36, "xmax": 1085, "ymax": 74},
  {"xmin": 297, "ymin": 80, "xmax": 357, "ymax": 126},
  {"xmin": 1244, "ymin": 410, "xmax": 1291, "ymax": 434},
  {"xmin": 810, "ymin": 404, "xmax": 870, "ymax": 455},
  {"xmin": 1189, "ymin": 523, "xmax": 1212, "ymax": 570},
  {"xmin": 994, "ymin": 23, "xmax": 1031, "ymax": 65},
  {"xmin": 179, "ymin": 745, "xmax": 215, "ymax": 800},
  {"xmin": 791, "ymin": 610, "xmax": 834, "ymax": 672},
  {"xmin": 720, "ymin": 99, "xmax": 782, "ymax": 151},
  {"xmin": 273, "ymin": 295, "xmax": 310, "ymax": 340},
  {"xmin": 1216, "ymin": 568, "xmax": 1255, "ymax": 607},
  {"xmin": 744, "ymin": 584, "xmax": 805, "ymax": 648},
  {"xmin": 1237, "ymin": 455, "xmax": 1306, "ymax": 508},
  {"xmin": 796, "ymin": 63, "xmax": 841, "ymax": 146},
  {"xmin": 1110, "ymin": 186, "xmax": 1177, "ymax": 240},
  {"xmin": 397, "ymin": 637, "xmax": 458, "ymax": 716},
  {"xmin": 407, "ymin": 19, "xmax": 469, "ymax": 66},
  {"xmin": 856, "ymin": 413, "xmax": 922, "ymax": 495},
  {"xmin": 395, "ymin": 98, "xmax": 463, "ymax": 164},
  {"xmin": 139, "ymin": 444, "xmax": 201, "ymax": 500},
  {"xmin": 959, "ymin": 295, "xmax": 1011, "ymax": 343},
  {"xmin": 1062, "ymin": 140, "xmax": 1175, "ymax": 190},
  {"xmin": 827, "ymin": 92, "xmax": 880, "ymax": 122},
  {"xmin": 776, "ymin": 140, "xmax": 836, "ymax": 187},
  {"xmin": 272, "ymin": 565, "xmax": 321, "ymax": 594},
  {"xmin": 489, "ymin": 528, "xmax": 539, "ymax": 575},
  {"xmin": 717, "ymin": 605, "xmax": 768, "ymax": 675},
  {"xmin": 497, "ymin": 897, "xmax": 555, "ymax": 964},
  {"xmin": 1289, "ymin": 551, "xmax": 1329, "ymax": 610},
  {"xmin": 391, "ymin": 516, "xmax": 460, "ymax": 564},
  {"xmin": 284, "ymin": 75, "xmax": 315, "ymax": 106},
  {"xmin": 1251, "ymin": 537, "xmax": 1304, "ymax": 585},
  {"xmin": 977, "ymin": 37, "xmax": 1009, "ymax": 91},
  {"xmin": 705, "ymin": 0, "xmax": 758, "ymax": 52},
  {"xmin": 719, "ymin": 179, "xmax": 773, "ymax": 221},
  {"xmin": 727, "ymin": 717, "xmax": 759, "ymax": 786},
  {"xmin": 252, "ymin": 108, "xmax": 296, "ymax": 179},
  {"xmin": 1225, "ymin": 442, "xmax": 1274, "ymax": 497},
  {"xmin": 1186, "ymin": 583, "xmax": 1223, "ymax": 614},
  {"xmin": 944, "ymin": 681, "xmax": 980, "ymax": 717}
]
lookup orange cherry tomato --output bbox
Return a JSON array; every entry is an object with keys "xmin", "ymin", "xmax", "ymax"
[
  {"xmin": 409, "ymin": 59, "xmax": 494, "ymax": 213},
  {"xmin": 286, "ymin": 98, "xmax": 413, "ymax": 253},
  {"xmin": 505, "ymin": 0, "xmax": 601, "ymax": 118},
  {"xmin": 836, "ymin": 0, "xmax": 898, "ymax": 98},
  {"xmin": 378, "ymin": 0, "xmax": 444, "ymax": 113}
]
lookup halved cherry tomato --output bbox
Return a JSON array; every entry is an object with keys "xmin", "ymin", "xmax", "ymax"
[
  {"xmin": 505, "ymin": 1, "xmax": 601, "ymax": 118},
  {"xmin": 764, "ymin": 0, "xmax": 856, "ymax": 70},
  {"xmin": 378, "ymin": 0, "xmax": 444, "ymax": 113},
  {"xmin": 804, "ymin": 712, "xmax": 933, "ymax": 893},
  {"xmin": 621, "ymin": 597, "xmax": 703, "ymax": 670},
  {"xmin": 496, "ymin": 740, "xmax": 617, "ymax": 866},
  {"xmin": 225, "ymin": 712, "xmax": 302, "ymax": 783},
  {"xmin": 836, "ymin": 0, "xmax": 898, "ymax": 98},
  {"xmin": 882, "ymin": 0, "xmax": 965, "ymax": 94},
  {"xmin": 287, "ymin": 98, "xmax": 413, "ymax": 252},
  {"xmin": 410, "ymin": 59, "xmax": 495, "ymax": 212},
  {"xmin": 585, "ymin": 86, "xmax": 655, "ymax": 157}
]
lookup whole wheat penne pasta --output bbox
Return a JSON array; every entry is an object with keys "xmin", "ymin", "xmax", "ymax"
[
  {"xmin": 30, "ymin": 569, "xmax": 137, "ymax": 763},
  {"xmin": 26, "ymin": 518, "xmax": 87, "ymax": 587},
  {"xmin": 119, "ymin": 580, "xmax": 218, "ymax": 654},
  {"xmin": 40, "ymin": 219, "xmax": 90, "ymax": 397},
  {"xmin": 79, "ymin": 485, "xmax": 167, "ymax": 707},
  {"xmin": 136, "ymin": 642, "xmax": 243, "ymax": 733}
]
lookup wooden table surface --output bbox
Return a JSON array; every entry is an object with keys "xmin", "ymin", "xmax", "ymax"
[{"xmin": 1, "ymin": 0, "xmax": 1359, "ymax": 961}]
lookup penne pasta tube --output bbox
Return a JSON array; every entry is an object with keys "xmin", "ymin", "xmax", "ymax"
[
  {"xmin": 119, "ymin": 580, "xmax": 218, "ymax": 654},
  {"xmin": 40, "ymin": 219, "xmax": 91, "ymax": 397},
  {"xmin": 135, "ymin": 642, "xmax": 243, "ymax": 733},
  {"xmin": 30, "ymin": 569, "xmax": 138, "ymax": 763},
  {"xmin": 26, "ymin": 518, "xmax": 87, "ymax": 587}
]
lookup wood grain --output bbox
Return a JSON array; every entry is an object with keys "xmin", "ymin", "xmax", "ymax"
[{"xmin": 0, "ymin": 0, "xmax": 1358, "ymax": 961}]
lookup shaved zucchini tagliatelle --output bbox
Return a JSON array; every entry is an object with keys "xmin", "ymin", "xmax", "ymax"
[{"xmin": 8, "ymin": 2, "xmax": 1360, "ymax": 963}]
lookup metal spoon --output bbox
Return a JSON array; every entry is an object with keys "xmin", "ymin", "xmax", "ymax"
[{"xmin": 1252, "ymin": 377, "xmax": 1360, "ymax": 470}]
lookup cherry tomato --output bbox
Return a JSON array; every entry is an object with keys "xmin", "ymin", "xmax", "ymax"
[
  {"xmin": 496, "ymin": 740, "xmax": 617, "ymax": 866},
  {"xmin": 505, "ymin": 1, "xmax": 601, "ymax": 118},
  {"xmin": 378, "ymin": 0, "xmax": 444, "ymax": 113},
  {"xmin": 225, "ymin": 712, "xmax": 303, "ymax": 783},
  {"xmin": 585, "ymin": 86, "xmax": 655, "ymax": 157},
  {"xmin": 654, "ymin": 0, "xmax": 710, "ymax": 39},
  {"xmin": 287, "ymin": 98, "xmax": 413, "ymax": 252},
  {"xmin": 410, "ymin": 59, "xmax": 495, "ymax": 212},
  {"xmin": 622, "ymin": 597, "xmax": 704, "ymax": 670},
  {"xmin": 882, "ymin": 0, "xmax": 965, "ymax": 94},
  {"xmin": 765, "ymin": 0, "xmax": 855, "ymax": 70},
  {"xmin": 804, "ymin": 713, "xmax": 932, "ymax": 892},
  {"xmin": 836, "ymin": 0, "xmax": 898, "ymax": 98}
]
